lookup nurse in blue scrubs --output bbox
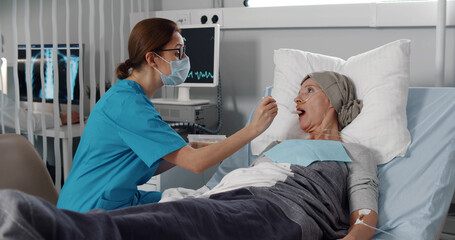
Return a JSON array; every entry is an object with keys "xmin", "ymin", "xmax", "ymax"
[{"xmin": 57, "ymin": 18, "xmax": 278, "ymax": 212}]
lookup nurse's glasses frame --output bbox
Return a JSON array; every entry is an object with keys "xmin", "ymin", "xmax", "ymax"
[{"xmin": 155, "ymin": 45, "xmax": 186, "ymax": 60}]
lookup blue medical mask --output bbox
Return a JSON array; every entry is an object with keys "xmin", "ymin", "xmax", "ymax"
[{"xmin": 153, "ymin": 53, "xmax": 191, "ymax": 86}]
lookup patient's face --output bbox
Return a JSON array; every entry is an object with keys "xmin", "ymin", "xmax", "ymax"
[{"xmin": 294, "ymin": 78, "xmax": 334, "ymax": 132}]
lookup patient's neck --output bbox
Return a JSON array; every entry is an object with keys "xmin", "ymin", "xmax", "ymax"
[
  {"xmin": 309, "ymin": 131, "xmax": 341, "ymax": 141},
  {"xmin": 308, "ymin": 123, "xmax": 341, "ymax": 141}
]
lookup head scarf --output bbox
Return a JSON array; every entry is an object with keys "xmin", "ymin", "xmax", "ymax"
[{"xmin": 303, "ymin": 71, "xmax": 363, "ymax": 130}]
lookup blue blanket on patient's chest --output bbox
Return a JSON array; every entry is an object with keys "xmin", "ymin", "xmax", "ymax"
[{"xmin": 263, "ymin": 139, "xmax": 352, "ymax": 166}]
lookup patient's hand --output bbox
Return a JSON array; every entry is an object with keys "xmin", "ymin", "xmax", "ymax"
[
  {"xmin": 60, "ymin": 111, "xmax": 80, "ymax": 125},
  {"xmin": 249, "ymin": 96, "xmax": 278, "ymax": 135},
  {"xmin": 338, "ymin": 209, "xmax": 378, "ymax": 240}
]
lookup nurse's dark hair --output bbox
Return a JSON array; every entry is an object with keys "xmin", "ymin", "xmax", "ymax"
[{"xmin": 116, "ymin": 18, "xmax": 180, "ymax": 79}]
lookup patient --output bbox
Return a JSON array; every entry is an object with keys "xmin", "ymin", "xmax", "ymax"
[
  {"xmin": 0, "ymin": 91, "xmax": 80, "ymax": 132},
  {"xmin": 0, "ymin": 71, "xmax": 378, "ymax": 240}
]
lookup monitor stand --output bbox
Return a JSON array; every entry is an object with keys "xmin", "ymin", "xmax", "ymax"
[{"xmin": 151, "ymin": 87, "xmax": 210, "ymax": 106}]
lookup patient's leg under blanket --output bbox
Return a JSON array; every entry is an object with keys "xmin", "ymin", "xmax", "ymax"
[
  {"xmin": 0, "ymin": 189, "xmax": 301, "ymax": 240},
  {"xmin": 0, "ymin": 190, "xmax": 121, "ymax": 239}
]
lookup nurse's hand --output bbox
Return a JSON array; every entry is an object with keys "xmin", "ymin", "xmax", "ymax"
[
  {"xmin": 249, "ymin": 96, "xmax": 278, "ymax": 135},
  {"xmin": 164, "ymin": 96, "xmax": 277, "ymax": 174}
]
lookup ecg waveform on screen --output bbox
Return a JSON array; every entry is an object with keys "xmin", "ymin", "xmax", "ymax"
[{"xmin": 187, "ymin": 71, "xmax": 214, "ymax": 80}]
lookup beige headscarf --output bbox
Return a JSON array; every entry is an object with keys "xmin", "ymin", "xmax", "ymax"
[{"xmin": 303, "ymin": 71, "xmax": 363, "ymax": 130}]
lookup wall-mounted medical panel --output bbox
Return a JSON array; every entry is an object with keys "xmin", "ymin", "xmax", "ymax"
[
  {"xmin": 132, "ymin": 1, "xmax": 455, "ymax": 30},
  {"xmin": 376, "ymin": 1, "xmax": 454, "ymax": 27}
]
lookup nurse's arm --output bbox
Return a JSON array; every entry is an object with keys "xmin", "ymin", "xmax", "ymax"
[
  {"xmin": 154, "ymin": 160, "xmax": 175, "ymax": 175},
  {"xmin": 163, "ymin": 96, "xmax": 277, "ymax": 174}
]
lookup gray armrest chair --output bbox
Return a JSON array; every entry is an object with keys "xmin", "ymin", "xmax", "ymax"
[{"xmin": 0, "ymin": 134, "xmax": 58, "ymax": 205}]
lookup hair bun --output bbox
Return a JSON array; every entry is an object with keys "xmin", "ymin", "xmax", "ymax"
[
  {"xmin": 125, "ymin": 59, "xmax": 132, "ymax": 68},
  {"xmin": 116, "ymin": 61, "xmax": 131, "ymax": 79}
]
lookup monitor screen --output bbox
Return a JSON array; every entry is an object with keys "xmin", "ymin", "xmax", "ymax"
[
  {"xmin": 179, "ymin": 24, "xmax": 220, "ymax": 88},
  {"xmin": 17, "ymin": 44, "xmax": 81, "ymax": 104}
]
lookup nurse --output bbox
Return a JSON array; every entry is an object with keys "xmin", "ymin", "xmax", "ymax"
[{"xmin": 57, "ymin": 18, "xmax": 278, "ymax": 212}]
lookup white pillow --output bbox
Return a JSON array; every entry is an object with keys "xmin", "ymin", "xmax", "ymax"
[{"xmin": 251, "ymin": 40, "xmax": 411, "ymax": 165}]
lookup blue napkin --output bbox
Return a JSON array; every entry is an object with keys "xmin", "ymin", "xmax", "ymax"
[{"xmin": 263, "ymin": 139, "xmax": 352, "ymax": 167}]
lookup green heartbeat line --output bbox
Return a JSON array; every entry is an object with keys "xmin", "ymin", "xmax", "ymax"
[{"xmin": 187, "ymin": 71, "xmax": 214, "ymax": 80}]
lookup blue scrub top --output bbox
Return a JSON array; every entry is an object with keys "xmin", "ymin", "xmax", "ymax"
[{"xmin": 57, "ymin": 80, "xmax": 187, "ymax": 213}]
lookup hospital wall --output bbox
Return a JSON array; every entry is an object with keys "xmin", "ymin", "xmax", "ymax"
[
  {"xmin": 0, "ymin": 0, "xmax": 454, "ymax": 191},
  {"xmin": 157, "ymin": 0, "xmax": 455, "ymax": 135},
  {"xmin": 1, "ymin": 0, "xmax": 454, "ymax": 138}
]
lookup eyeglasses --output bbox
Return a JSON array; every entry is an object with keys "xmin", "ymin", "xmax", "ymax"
[
  {"xmin": 156, "ymin": 45, "xmax": 186, "ymax": 60},
  {"xmin": 296, "ymin": 87, "xmax": 321, "ymax": 107}
]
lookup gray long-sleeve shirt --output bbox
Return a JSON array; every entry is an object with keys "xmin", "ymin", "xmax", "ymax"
[
  {"xmin": 247, "ymin": 141, "xmax": 378, "ymax": 239},
  {"xmin": 342, "ymin": 142, "xmax": 379, "ymax": 214},
  {"xmin": 257, "ymin": 141, "xmax": 379, "ymax": 214}
]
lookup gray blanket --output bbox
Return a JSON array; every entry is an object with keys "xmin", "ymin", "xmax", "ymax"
[
  {"xmin": 0, "ymin": 162, "xmax": 349, "ymax": 240},
  {"xmin": 249, "ymin": 161, "xmax": 350, "ymax": 239}
]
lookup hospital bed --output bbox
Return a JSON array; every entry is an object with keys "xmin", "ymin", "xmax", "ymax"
[
  {"xmin": 206, "ymin": 86, "xmax": 455, "ymax": 240},
  {"xmin": 0, "ymin": 87, "xmax": 453, "ymax": 239}
]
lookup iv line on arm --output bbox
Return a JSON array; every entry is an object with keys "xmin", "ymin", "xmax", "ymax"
[{"xmin": 354, "ymin": 209, "xmax": 399, "ymax": 240}]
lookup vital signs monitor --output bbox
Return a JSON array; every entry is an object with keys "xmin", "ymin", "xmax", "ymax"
[{"xmin": 152, "ymin": 24, "xmax": 220, "ymax": 105}]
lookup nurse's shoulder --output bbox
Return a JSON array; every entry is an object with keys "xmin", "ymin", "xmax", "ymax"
[
  {"xmin": 99, "ymin": 80, "xmax": 159, "ymax": 120},
  {"xmin": 99, "ymin": 80, "xmax": 147, "ymax": 106}
]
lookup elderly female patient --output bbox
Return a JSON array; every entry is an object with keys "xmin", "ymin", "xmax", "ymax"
[{"xmin": 0, "ymin": 71, "xmax": 378, "ymax": 240}]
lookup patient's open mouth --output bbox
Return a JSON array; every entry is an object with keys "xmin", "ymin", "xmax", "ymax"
[{"xmin": 292, "ymin": 109, "xmax": 305, "ymax": 117}]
